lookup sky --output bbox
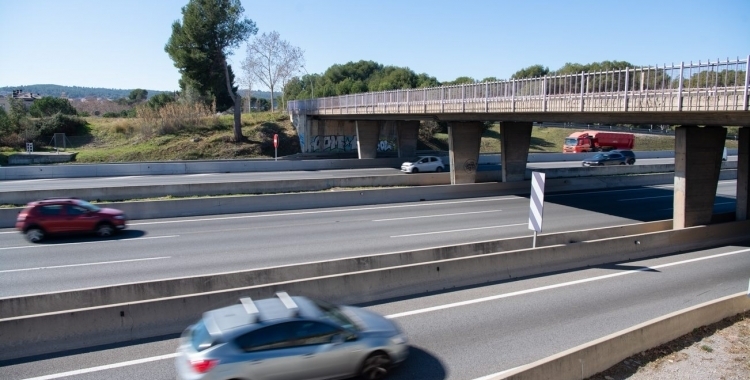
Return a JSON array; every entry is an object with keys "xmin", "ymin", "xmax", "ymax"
[{"xmin": 1, "ymin": 0, "xmax": 748, "ymax": 92}]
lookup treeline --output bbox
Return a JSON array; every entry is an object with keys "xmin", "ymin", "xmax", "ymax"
[
  {"xmin": 284, "ymin": 60, "xmax": 747, "ymax": 101},
  {"xmin": 0, "ymin": 85, "xmax": 170, "ymax": 100}
]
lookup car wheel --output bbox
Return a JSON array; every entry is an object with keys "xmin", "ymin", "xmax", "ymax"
[
  {"xmin": 360, "ymin": 352, "xmax": 391, "ymax": 380},
  {"xmin": 25, "ymin": 227, "xmax": 45, "ymax": 243},
  {"xmin": 628, "ymin": 159, "xmax": 635, "ymax": 165},
  {"xmin": 435, "ymin": 166, "xmax": 443, "ymax": 173},
  {"xmin": 411, "ymin": 168, "xmax": 419, "ymax": 174},
  {"xmin": 96, "ymin": 222, "xmax": 115, "ymax": 237}
]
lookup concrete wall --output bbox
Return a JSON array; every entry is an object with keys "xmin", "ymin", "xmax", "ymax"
[
  {"xmin": 0, "ymin": 170, "xmax": 738, "ymax": 228},
  {"xmin": 1, "ymin": 219, "xmax": 746, "ymax": 360},
  {"xmin": 0, "ymin": 220, "xmax": 672, "ymax": 318},
  {"xmin": 495, "ymin": 292, "xmax": 750, "ymax": 380}
]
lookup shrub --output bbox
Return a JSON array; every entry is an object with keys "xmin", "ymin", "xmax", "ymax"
[{"xmin": 34, "ymin": 113, "xmax": 88, "ymax": 137}]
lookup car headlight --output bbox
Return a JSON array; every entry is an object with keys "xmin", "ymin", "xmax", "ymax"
[
  {"xmin": 114, "ymin": 215, "xmax": 126, "ymax": 220},
  {"xmin": 390, "ymin": 334, "xmax": 407, "ymax": 345}
]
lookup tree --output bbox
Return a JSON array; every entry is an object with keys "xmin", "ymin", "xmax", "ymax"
[
  {"xmin": 28, "ymin": 97, "xmax": 78, "ymax": 118},
  {"xmin": 165, "ymin": 0, "xmax": 258, "ymax": 142},
  {"xmin": 511, "ymin": 64, "xmax": 550, "ymax": 79},
  {"xmin": 128, "ymin": 89, "xmax": 148, "ymax": 102},
  {"xmin": 442, "ymin": 76, "xmax": 476, "ymax": 86},
  {"xmin": 147, "ymin": 92, "xmax": 176, "ymax": 110},
  {"xmin": 243, "ymin": 31, "xmax": 305, "ymax": 111}
]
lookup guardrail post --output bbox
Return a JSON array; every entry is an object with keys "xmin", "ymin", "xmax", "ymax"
[
  {"xmin": 678, "ymin": 62, "xmax": 684, "ymax": 111},
  {"xmin": 462, "ymin": 84, "xmax": 466, "ymax": 113},
  {"xmin": 624, "ymin": 69, "xmax": 629, "ymax": 112},
  {"xmin": 407, "ymin": 89, "xmax": 410, "ymax": 113},
  {"xmin": 542, "ymin": 77, "xmax": 547, "ymax": 112},
  {"xmin": 580, "ymin": 72, "xmax": 585, "ymax": 112},
  {"xmin": 512, "ymin": 80, "xmax": 516, "ymax": 112},
  {"xmin": 441, "ymin": 88, "xmax": 445, "ymax": 113},
  {"xmin": 744, "ymin": 55, "xmax": 750, "ymax": 111},
  {"xmin": 423, "ymin": 88, "xmax": 427, "ymax": 113},
  {"xmin": 484, "ymin": 82, "xmax": 490, "ymax": 113}
]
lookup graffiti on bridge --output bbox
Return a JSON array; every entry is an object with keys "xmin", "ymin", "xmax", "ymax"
[
  {"xmin": 310, "ymin": 135, "xmax": 357, "ymax": 152},
  {"xmin": 377, "ymin": 139, "xmax": 396, "ymax": 152}
]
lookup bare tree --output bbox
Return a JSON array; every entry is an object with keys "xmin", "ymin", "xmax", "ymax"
[{"xmin": 243, "ymin": 31, "xmax": 304, "ymax": 111}]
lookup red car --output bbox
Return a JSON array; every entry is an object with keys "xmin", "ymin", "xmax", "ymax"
[{"xmin": 16, "ymin": 198, "xmax": 127, "ymax": 243}]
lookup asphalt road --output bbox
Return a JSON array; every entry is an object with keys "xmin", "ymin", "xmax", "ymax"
[
  {"xmin": 2, "ymin": 156, "xmax": 729, "ymax": 193},
  {"xmin": 2, "ymin": 241, "xmax": 748, "ymax": 380},
  {"xmin": 0, "ymin": 180, "xmax": 738, "ymax": 297}
]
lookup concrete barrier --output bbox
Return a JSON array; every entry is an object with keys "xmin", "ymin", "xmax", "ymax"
[
  {"xmin": 1, "ymin": 149, "xmax": 740, "ymax": 180},
  {"xmin": 493, "ymin": 292, "xmax": 750, "ymax": 380},
  {"xmin": 0, "ymin": 170, "xmax": 738, "ymax": 228},
  {"xmin": 0, "ymin": 172, "xmax": 449, "ymax": 205},
  {"xmin": 0, "ymin": 157, "xmax": 407, "ymax": 180},
  {"xmin": 1, "ymin": 219, "xmax": 747, "ymax": 360},
  {"xmin": 0, "ymin": 220, "xmax": 672, "ymax": 318},
  {"xmin": 524, "ymin": 161, "xmax": 737, "ymax": 179}
]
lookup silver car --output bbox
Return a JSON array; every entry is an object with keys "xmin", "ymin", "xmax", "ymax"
[
  {"xmin": 175, "ymin": 292, "xmax": 408, "ymax": 380},
  {"xmin": 401, "ymin": 156, "xmax": 445, "ymax": 173}
]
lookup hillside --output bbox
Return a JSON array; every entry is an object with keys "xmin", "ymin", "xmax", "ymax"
[{"xmin": 0, "ymin": 84, "xmax": 273, "ymax": 100}]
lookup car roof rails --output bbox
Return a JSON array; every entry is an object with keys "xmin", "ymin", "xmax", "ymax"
[
  {"xmin": 240, "ymin": 297, "xmax": 260, "ymax": 323},
  {"xmin": 276, "ymin": 292, "xmax": 300, "ymax": 317}
]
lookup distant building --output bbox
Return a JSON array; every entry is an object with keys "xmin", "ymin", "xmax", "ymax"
[{"xmin": 2, "ymin": 89, "xmax": 44, "ymax": 110}]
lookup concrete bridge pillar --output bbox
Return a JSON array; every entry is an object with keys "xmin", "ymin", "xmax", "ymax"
[
  {"xmin": 448, "ymin": 121, "xmax": 483, "ymax": 184},
  {"xmin": 356, "ymin": 121, "xmax": 380, "ymax": 159},
  {"xmin": 396, "ymin": 121, "xmax": 419, "ymax": 158},
  {"xmin": 673, "ymin": 125, "xmax": 727, "ymax": 229},
  {"xmin": 737, "ymin": 127, "xmax": 749, "ymax": 220},
  {"xmin": 500, "ymin": 122, "xmax": 533, "ymax": 182}
]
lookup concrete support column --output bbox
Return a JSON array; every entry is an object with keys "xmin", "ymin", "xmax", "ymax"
[
  {"xmin": 673, "ymin": 126, "xmax": 727, "ymax": 229},
  {"xmin": 355, "ymin": 120, "xmax": 379, "ymax": 159},
  {"xmin": 500, "ymin": 122, "xmax": 533, "ymax": 182},
  {"xmin": 396, "ymin": 121, "xmax": 419, "ymax": 158},
  {"xmin": 737, "ymin": 127, "xmax": 749, "ymax": 220},
  {"xmin": 448, "ymin": 121, "xmax": 483, "ymax": 184}
]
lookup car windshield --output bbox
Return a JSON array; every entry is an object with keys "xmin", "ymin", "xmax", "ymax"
[
  {"xmin": 74, "ymin": 200, "xmax": 101, "ymax": 212},
  {"xmin": 190, "ymin": 320, "xmax": 215, "ymax": 351},
  {"xmin": 312, "ymin": 299, "xmax": 358, "ymax": 331},
  {"xmin": 564, "ymin": 138, "xmax": 578, "ymax": 146},
  {"xmin": 591, "ymin": 154, "xmax": 608, "ymax": 160}
]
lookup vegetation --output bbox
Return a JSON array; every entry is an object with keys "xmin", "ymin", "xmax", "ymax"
[{"xmin": 165, "ymin": 0, "xmax": 258, "ymax": 142}]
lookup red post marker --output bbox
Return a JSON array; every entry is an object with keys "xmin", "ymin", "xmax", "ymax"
[{"xmin": 273, "ymin": 134, "xmax": 279, "ymax": 161}]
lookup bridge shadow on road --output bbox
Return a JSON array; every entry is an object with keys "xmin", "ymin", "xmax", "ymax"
[{"xmin": 534, "ymin": 185, "xmax": 737, "ymax": 223}]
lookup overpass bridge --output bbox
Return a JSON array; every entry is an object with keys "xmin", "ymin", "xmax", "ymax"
[{"xmin": 288, "ymin": 56, "xmax": 750, "ymax": 228}]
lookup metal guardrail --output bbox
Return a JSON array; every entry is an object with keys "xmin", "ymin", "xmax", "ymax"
[{"xmin": 289, "ymin": 56, "xmax": 750, "ymax": 115}]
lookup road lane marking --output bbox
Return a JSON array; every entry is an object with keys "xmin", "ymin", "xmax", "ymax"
[
  {"xmin": 21, "ymin": 247, "xmax": 750, "ymax": 380},
  {"xmin": 0, "ymin": 256, "xmax": 171, "ymax": 274},
  {"xmin": 391, "ymin": 223, "xmax": 527, "ymax": 237},
  {"xmin": 0, "ymin": 235, "xmax": 179, "ymax": 251},
  {"xmin": 618, "ymin": 195, "xmax": 672, "ymax": 201},
  {"xmin": 20, "ymin": 353, "xmax": 180, "ymax": 380},
  {"xmin": 0, "ymin": 231, "xmax": 18, "ymax": 234},
  {"xmin": 385, "ymin": 248, "xmax": 750, "ymax": 319},
  {"xmin": 373, "ymin": 210, "xmax": 502, "ymax": 222},
  {"xmin": 129, "ymin": 197, "xmax": 520, "ymax": 226},
  {"xmin": 96, "ymin": 176, "xmax": 145, "ymax": 180}
]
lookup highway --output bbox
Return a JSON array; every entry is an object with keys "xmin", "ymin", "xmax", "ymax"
[
  {"xmin": 1, "ymin": 156, "xmax": 729, "ymax": 193},
  {"xmin": 0, "ymin": 180, "xmax": 738, "ymax": 297},
  {"xmin": 2, "ymin": 240, "xmax": 748, "ymax": 380}
]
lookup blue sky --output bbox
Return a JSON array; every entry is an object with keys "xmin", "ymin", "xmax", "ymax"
[{"xmin": 1, "ymin": 0, "xmax": 748, "ymax": 92}]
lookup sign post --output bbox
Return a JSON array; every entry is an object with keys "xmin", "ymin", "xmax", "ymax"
[
  {"xmin": 273, "ymin": 134, "xmax": 279, "ymax": 161},
  {"xmin": 528, "ymin": 171, "xmax": 546, "ymax": 248}
]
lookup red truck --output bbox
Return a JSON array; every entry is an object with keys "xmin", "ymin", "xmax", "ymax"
[{"xmin": 563, "ymin": 131, "xmax": 635, "ymax": 153}]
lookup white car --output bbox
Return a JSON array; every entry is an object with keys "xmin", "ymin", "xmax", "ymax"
[{"xmin": 401, "ymin": 156, "xmax": 445, "ymax": 173}]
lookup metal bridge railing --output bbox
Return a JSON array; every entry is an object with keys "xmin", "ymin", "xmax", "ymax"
[{"xmin": 288, "ymin": 56, "xmax": 749, "ymax": 115}]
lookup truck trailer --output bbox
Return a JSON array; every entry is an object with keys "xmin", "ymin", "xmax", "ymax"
[{"xmin": 563, "ymin": 131, "xmax": 635, "ymax": 153}]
